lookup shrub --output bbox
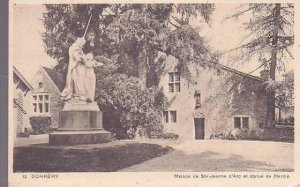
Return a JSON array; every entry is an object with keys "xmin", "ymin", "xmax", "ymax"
[
  {"xmin": 244, "ymin": 128, "xmax": 294, "ymax": 142},
  {"xmin": 159, "ymin": 132, "xmax": 179, "ymax": 140},
  {"xmin": 211, "ymin": 127, "xmax": 294, "ymax": 142},
  {"xmin": 210, "ymin": 133, "xmax": 226, "ymax": 139},
  {"xmin": 17, "ymin": 128, "xmax": 30, "ymax": 138},
  {"xmin": 214, "ymin": 128, "xmax": 249, "ymax": 140},
  {"xmin": 29, "ymin": 116, "xmax": 51, "ymax": 134},
  {"xmin": 228, "ymin": 129, "xmax": 242, "ymax": 140},
  {"xmin": 95, "ymin": 63, "xmax": 167, "ymax": 139}
]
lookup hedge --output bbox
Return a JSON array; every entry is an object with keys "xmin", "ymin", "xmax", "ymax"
[{"xmin": 29, "ymin": 116, "xmax": 51, "ymax": 134}]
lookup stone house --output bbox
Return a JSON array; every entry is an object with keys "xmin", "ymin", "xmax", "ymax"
[
  {"xmin": 13, "ymin": 66, "xmax": 33, "ymax": 138},
  {"xmin": 31, "ymin": 66, "xmax": 65, "ymax": 128},
  {"xmin": 159, "ymin": 55, "xmax": 269, "ymax": 140}
]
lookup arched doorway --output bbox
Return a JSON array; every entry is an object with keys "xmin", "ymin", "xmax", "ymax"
[
  {"xmin": 194, "ymin": 111, "xmax": 205, "ymax": 140},
  {"xmin": 194, "ymin": 118, "xmax": 205, "ymax": 139}
]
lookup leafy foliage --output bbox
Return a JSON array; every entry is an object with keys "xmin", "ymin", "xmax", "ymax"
[
  {"xmin": 94, "ymin": 62, "xmax": 168, "ymax": 139},
  {"xmin": 17, "ymin": 130, "xmax": 30, "ymax": 138},
  {"xmin": 158, "ymin": 132, "xmax": 179, "ymax": 140},
  {"xmin": 29, "ymin": 116, "xmax": 51, "ymax": 134},
  {"xmin": 227, "ymin": 3, "xmax": 294, "ymax": 128},
  {"xmin": 42, "ymin": 4, "xmax": 217, "ymax": 83},
  {"xmin": 275, "ymin": 71, "xmax": 294, "ymax": 108},
  {"xmin": 42, "ymin": 4, "xmax": 217, "ymax": 138},
  {"xmin": 42, "ymin": 4, "xmax": 110, "ymax": 77},
  {"xmin": 227, "ymin": 3, "xmax": 294, "ymax": 73}
]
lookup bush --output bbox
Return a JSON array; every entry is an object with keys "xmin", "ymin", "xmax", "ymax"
[
  {"xmin": 217, "ymin": 127, "xmax": 294, "ymax": 143},
  {"xmin": 244, "ymin": 128, "xmax": 294, "ymax": 142},
  {"xmin": 212, "ymin": 128, "xmax": 249, "ymax": 140},
  {"xmin": 29, "ymin": 116, "xmax": 51, "ymax": 134},
  {"xmin": 210, "ymin": 133, "xmax": 226, "ymax": 139},
  {"xmin": 17, "ymin": 128, "xmax": 30, "ymax": 138},
  {"xmin": 159, "ymin": 132, "xmax": 179, "ymax": 140},
  {"xmin": 110, "ymin": 127, "xmax": 129, "ymax": 140},
  {"xmin": 95, "ymin": 64, "xmax": 167, "ymax": 139}
]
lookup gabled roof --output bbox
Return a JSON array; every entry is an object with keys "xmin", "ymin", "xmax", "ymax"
[
  {"xmin": 13, "ymin": 66, "xmax": 34, "ymax": 91},
  {"xmin": 159, "ymin": 52, "xmax": 263, "ymax": 82},
  {"xmin": 42, "ymin": 66, "xmax": 65, "ymax": 92},
  {"xmin": 219, "ymin": 64, "xmax": 262, "ymax": 81}
]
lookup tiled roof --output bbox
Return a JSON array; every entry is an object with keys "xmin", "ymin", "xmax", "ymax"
[
  {"xmin": 13, "ymin": 66, "xmax": 34, "ymax": 91},
  {"xmin": 42, "ymin": 66, "xmax": 65, "ymax": 92}
]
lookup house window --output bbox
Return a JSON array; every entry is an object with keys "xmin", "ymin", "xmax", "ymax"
[
  {"xmin": 38, "ymin": 82, "xmax": 44, "ymax": 89},
  {"xmin": 45, "ymin": 103, "xmax": 49, "ymax": 113},
  {"xmin": 234, "ymin": 117, "xmax": 249, "ymax": 129},
  {"xmin": 163, "ymin": 110, "xmax": 177, "ymax": 123},
  {"xmin": 32, "ymin": 94, "xmax": 50, "ymax": 115},
  {"xmin": 168, "ymin": 72, "xmax": 180, "ymax": 93},
  {"xmin": 33, "ymin": 103, "xmax": 37, "ymax": 113},
  {"xmin": 163, "ymin": 111, "xmax": 169, "ymax": 123},
  {"xmin": 242, "ymin": 117, "xmax": 249, "ymax": 129},
  {"xmin": 170, "ymin": 111, "xmax": 177, "ymax": 123}
]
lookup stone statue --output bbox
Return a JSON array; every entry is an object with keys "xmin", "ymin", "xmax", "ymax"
[
  {"xmin": 194, "ymin": 90, "xmax": 201, "ymax": 109},
  {"xmin": 84, "ymin": 53, "xmax": 104, "ymax": 102},
  {"xmin": 60, "ymin": 37, "xmax": 103, "ymax": 102},
  {"xmin": 50, "ymin": 16, "xmax": 112, "ymax": 145},
  {"xmin": 61, "ymin": 37, "xmax": 86, "ymax": 101}
]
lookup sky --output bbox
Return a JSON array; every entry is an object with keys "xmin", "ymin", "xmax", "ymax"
[
  {"xmin": 13, "ymin": 5, "xmax": 57, "ymax": 83},
  {"xmin": 12, "ymin": 4, "xmax": 293, "ymax": 83}
]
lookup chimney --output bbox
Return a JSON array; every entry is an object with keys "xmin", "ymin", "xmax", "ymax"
[{"xmin": 260, "ymin": 70, "xmax": 269, "ymax": 81}]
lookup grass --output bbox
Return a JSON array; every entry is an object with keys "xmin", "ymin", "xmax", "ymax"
[{"xmin": 14, "ymin": 141, "xmax": 172, "ymax": 172}]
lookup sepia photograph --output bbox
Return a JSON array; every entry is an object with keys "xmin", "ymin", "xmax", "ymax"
[{"xmin": 8, "ymin": 1, "xmax": 299, "ymax": 186}]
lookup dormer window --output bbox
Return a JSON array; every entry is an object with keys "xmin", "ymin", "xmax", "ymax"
[{"xmin": 168, "ymin": 72, "xmax": 180, "ymax": 93}]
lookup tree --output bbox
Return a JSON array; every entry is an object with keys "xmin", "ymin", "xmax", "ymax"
[
  {"xmin": 274, "ymin": 71, "xmax": 294, "ymax": 123},
  {"xmin": 227, "ymin": 3, "xmax": 294, "ymax": 128},
  {"xmin": 276, "ymin": 71, "xmax": 294, "ymax": 107},
  {"xmin": 42, "ymin": 4, "xmax": 110, "ymax": 78},
  {"xmin": 42, "ymin": 4, "xmax": 218, "ymax": 138},
  {"xmin": 42, "ymin": 4, "xmax": 217, "ymax": 85}
]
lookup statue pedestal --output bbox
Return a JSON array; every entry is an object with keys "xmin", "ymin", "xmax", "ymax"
[{"xmin": 49, "ymin": 102, "xmax": 112, "ymax": 145}]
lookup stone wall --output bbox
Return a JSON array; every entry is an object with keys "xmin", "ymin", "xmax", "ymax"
[
  {"xmin": 13, "ymin": 72, "xmax": 32, "ymax": 137},
  {"xmin": 159, "ymin": 56, "xmax": 268, "ymax": 140},
  {"xmin": 31, "ymin": 68, "xmax": 62, "ymax": 128}
]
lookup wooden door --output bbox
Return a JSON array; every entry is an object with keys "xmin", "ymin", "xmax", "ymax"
[{"xmin": 194, "ymin": 118, "xmax": 205, "ymax": 139}]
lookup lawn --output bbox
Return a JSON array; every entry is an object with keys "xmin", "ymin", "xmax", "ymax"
[{"xmin": 13, "ymin": 141, "xmax": 172, "ymax": 172}]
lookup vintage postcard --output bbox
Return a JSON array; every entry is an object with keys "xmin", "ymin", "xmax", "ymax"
[{"xmin": 8, "ymin": 0, "xmax": 300, "ymax": 186}]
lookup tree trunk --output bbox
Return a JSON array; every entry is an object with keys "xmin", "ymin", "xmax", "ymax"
[
  {"xmin": 137, "ymin": 41, "xmax": 148, "ymax": 89},
  {"xmin": 265, "ymin": 3, "xmax": 281, "ymax": 129}
]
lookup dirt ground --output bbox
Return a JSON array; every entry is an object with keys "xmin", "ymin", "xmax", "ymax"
[
  {"xmin": 120, "ymin": 140, "xmax": 294, "ymax": 172},
  {"xmin": 14, "ymin": 135, "xmax": 293, "ymax": 172}
]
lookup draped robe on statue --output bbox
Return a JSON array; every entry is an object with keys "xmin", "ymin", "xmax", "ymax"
[
  {"xmin": 84, "ymin": 53, "xmax": 97, "ymax": 101},
  {"xmin": 61, "ymin": 39, "xmax": 88, "ymax": 101}
]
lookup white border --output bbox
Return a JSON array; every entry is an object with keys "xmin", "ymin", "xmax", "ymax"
[{"xmin": 8, "ymin": 1, "xmax": 300, "ymax": 187}]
